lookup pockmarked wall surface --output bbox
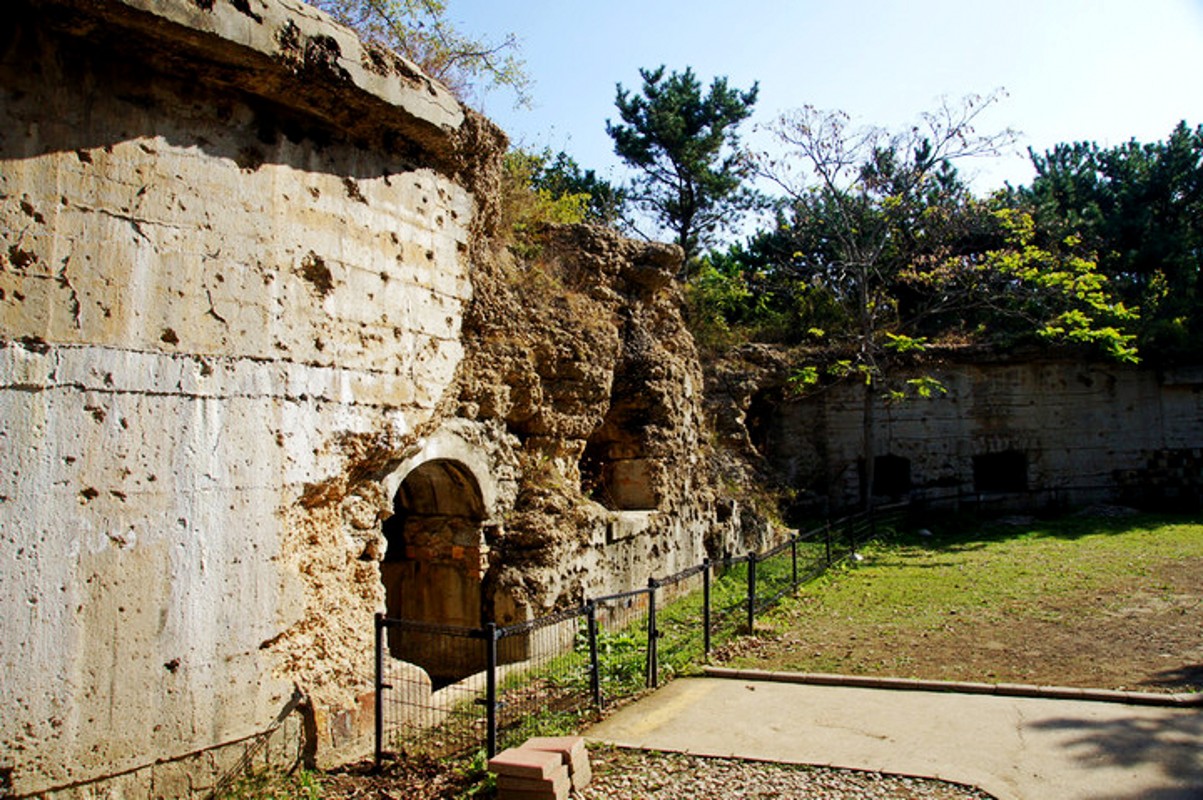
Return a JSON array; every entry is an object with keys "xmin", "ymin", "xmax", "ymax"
[
  {"xmin": 0, "ymin": 1, "xmax": 742, "ymax": 795},
  {"xmin": 751, "ymin": 356, "xmax": 1203, "ymax": 511},
  {"xmin": 0, "ymin": 0, "xmax": 493, "ymax": 793}
]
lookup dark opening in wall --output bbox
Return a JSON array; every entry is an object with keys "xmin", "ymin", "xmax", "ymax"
[
  {"xmin": 973, "ymin": 450, "xmax": 1028, "ymax": 493},
  {"xmin": 379, "ymin": 459, "xmax": 490, "ymax": 685},
  {"xmin": 580, "ymin": 399, "xmax": 661, "ymax": 511},
  {"xmin": 874, "ymin": 454, "xmax": 912, "ymax": 498},
  {"xmin": 746, "ymin": 388, "xmax": 781, "ymax": 457}
]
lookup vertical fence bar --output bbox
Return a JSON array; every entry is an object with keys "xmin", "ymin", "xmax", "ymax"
[
  {"xmin": 791, "ymin": 535, "xmax": 798, "ymax": 588},
  {"xmin": 587, "ymin": 602, "xmax": 601, "ymax": 708},
  {"xmin": 484, "ymin": 623, "xmax": 498, "ymax": 758},
  {"xmin": 702, "ymin": 558, "xmax": 711, "ymax": 658},
  {"xmin": 373, "ymin": 612, "xmax": 384, "ymax": 770},
  {"xmin": 646, "ymin": 579, "xmax": 659, "ymax": 688},
  {"xmin": 746, "ymin": 552, "xmax": 757, "ymax": 633}
]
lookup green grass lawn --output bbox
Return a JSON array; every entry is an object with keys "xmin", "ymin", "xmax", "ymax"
[{"xmin": 721, "ymin": 512, "xmax": 1203, "ymax": 690}]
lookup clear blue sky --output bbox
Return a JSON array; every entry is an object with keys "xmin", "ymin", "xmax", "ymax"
[{"xmin": 454, "ymin": 0, "xmax": 1203, "ymax": 194}]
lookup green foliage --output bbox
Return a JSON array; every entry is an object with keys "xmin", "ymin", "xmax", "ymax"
[
  {"xmin": 453, "ymin": 750, "xmax": 497, "ymax": 798},
  {"xmin": 525, "ymin": 150, "xmax": 628, "ymax": 226},
  {"xmin": 982, "ymin": 209, "xmax": 1140, "ymax": 361},
  {"xmin": 580, "ymin": 623, "xmax": 647, "ymax": 694},
  {"xmin": 686, "ymin": 241, "xmax": 843, "ymax": 350},
  {"xmin": 308, "ymin": 0, "xmax": 530, "ymax": 105},
  {"xmin": 684, "ymin": 250, "xmax": 762, "ymax": 348},
  {"xmin": 687, "ymin": 97, "xmax": 1143, "ymax": 382},
  {"xmin": 608, "ymin": 66, "xmax": 762, "ymax": 267},
  {"xmin": 1014, "ymin": 122, "xmax": 1203, "ymax": 361},
  {"xmin": 500, "ymin": 148, "xmax": 628, "ymax": 260},
  {"xmin": 788, "ymin": 365, "xmax": 820, "ymax": 391},
  {"xmin": 756, "ymin": 97, "xmax": 1015, "ymax": 355},
  {"xmin": 883, "ymin": 333, "xmax": 929, "ymax": 354},
  {"xmin": 500, "ymin": 148, "xmax": 593, "ymax": 258},
  {"xmin": 505, "ymin": 150, "xmax": 591, "ymax": 223},
  {"xmin": 904, "ymin": 376, "xmax": 947, "ymax": 399}
]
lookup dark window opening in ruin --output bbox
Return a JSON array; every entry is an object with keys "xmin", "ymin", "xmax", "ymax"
[
  {"xmin": 581, "ymin": 405, "xmax": 661, "ymax": 511},
  {"xmin": 873, "ymin": 454, "xmax": 912, "ymax": 498},
  {"xmin": 746, "ymin": 389, "xmax": 780, "ymax": 458},
  {"xmin": 379, "ymin": 459, "xmax": 489, "ymax": 686},
  {"xmin": 973, "ymin": 450, "xmax": 1028, "ymax": 493}
]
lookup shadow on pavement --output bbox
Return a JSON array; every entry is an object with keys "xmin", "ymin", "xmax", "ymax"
[{"xmin": 1030, "ymin": 708, "xmax": 1203, "ymax": 799}]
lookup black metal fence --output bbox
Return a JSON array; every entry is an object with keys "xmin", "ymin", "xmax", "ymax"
[{"xmin": 374, "ymin": 504, "xmax": 904, "ymax": 764}]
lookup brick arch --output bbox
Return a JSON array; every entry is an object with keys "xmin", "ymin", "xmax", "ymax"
[{"xmin": 379, "ymin": 437, "xmax": 496, "ymax": 684}]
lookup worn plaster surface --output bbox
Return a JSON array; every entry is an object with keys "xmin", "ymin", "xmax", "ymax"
[
  {"xmin": 0, "ymin": 1, "xmax": 739, "ymax": 794},
  {"xmin": 1, "ymin": 0, "xmax": 484, "ymax": 792},
  {"xmin": 709, "ymin": 348, "xmax": 1203, "ymax": 513}
]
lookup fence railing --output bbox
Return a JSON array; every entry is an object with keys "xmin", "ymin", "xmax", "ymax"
[{"xmin": 374, "ymin": 503, "xmax": 906, "ymax": 764}]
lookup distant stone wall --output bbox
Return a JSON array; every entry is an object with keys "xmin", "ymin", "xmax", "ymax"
[
  {"xmin": 753, "ymin": 357, "xmax": 1203, "ymax": 513},
  {"xmin": 0, "ymin": 0, "xmax": 496, "ymax": 793}
]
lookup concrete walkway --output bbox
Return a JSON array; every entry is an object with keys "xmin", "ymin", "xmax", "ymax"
[{"xmin": 584, "ymin": 673, "xmax": 1203, "ymax": 800}]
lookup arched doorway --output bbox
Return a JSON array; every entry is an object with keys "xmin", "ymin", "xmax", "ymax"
[{"xmin": 379, "ymin": 458, "xmax": 489, "ymax": 684}]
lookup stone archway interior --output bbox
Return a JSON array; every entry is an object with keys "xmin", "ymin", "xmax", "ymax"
[{"xmin": 379, "ymin": 459, "xmax": 488, "ymax": 684}]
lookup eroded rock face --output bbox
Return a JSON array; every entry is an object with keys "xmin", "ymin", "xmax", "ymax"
[{"xmin": 453, "ymin": 226, "xmax": 737, "ymax": 622}]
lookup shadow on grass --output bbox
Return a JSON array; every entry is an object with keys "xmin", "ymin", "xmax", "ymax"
[
  {"xmin": 1028, "ymin": 709, "xmax": 1203, "ymax": 799},
  {"xmin": 886, "ymin": 510, "xmax": 1203, "ymax": 553},
  {"xmin": 1138, "ymin": 664, "xmax": 1203, "ymax": 693}
]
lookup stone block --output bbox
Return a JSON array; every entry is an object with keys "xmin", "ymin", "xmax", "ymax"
[
  {"xmin": 519, "ymin": 735, "xmax": 591, "ymax": 790},
  {"xmin": 488, "ymin": 747, "xmax": 562, "ymax": 780},
  {"xmin": 496, "ymin": 764, "xmax": 570, "ymax": 798}
]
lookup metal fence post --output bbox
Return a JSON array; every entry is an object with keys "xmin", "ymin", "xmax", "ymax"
[
  {"xmin": 373, "ymin": 612, "xmax": 385, "ymax": 770},
  {"xmin": 484, "ymin": 622, "xmax": 498, "ymax": 758},
  {"xmin": 791, "ymin": 534, "xmax": 798, "ymax": 588},
  {"xmin": 646, "ymin": 578, "xmax": 659, "ymax": 689},
  {"xmin": 746, "ymin": 552, "xmax": 757, "ymax": 634},
  {"xmin": 702, "ymin": 558, "xmax": 711, "ymax": 659},
  {"xmin": 586, "ymin": 602, "xmax": 601, "ymax": 708}
]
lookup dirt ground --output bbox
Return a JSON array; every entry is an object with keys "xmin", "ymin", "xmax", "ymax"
[
  {"xmin": 318, "ymin": 757, "xmax": 484, "ymax": 799},
  {"xmin": 717, "ymin": 557, "xmax": 1203, "ymax": 693}
]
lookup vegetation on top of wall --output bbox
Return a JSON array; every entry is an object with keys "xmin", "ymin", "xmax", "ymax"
[
  {"xmin": 1008, "ymin": 122, "xmax": 1203, "ymax": 363},
  {"xmin": 608, "ymin": 66, "xmax": 763, "ymax": 269},
  {"xmin": 498, "ymin": 148, "xmax": 629, "ymax": 260},
  {"xmin": 306, "ymin": 0, "xmax": 531, "ymax": 106},
  {"xmin": 685, "ymin": 119, "xmax": 1201, "ymax": 371}
]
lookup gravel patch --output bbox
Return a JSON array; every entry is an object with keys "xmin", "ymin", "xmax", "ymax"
[{"xmin": 576, "ymin": 747, "xmax": 996, "ymax": 800}]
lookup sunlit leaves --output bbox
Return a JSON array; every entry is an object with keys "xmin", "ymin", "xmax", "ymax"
[{"xmin": 984, "ymin": 209, "xmax": 1140, "ymax": 363}]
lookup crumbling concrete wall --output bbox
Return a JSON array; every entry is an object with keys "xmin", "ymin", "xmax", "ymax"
[
  {"xmin": 452, "ymin": 225, "xmax": 737, "ymax": 626},
  {"xmin": 0, "ymin": 0, "xmax": 501, "ymax": 793},
  {"xmin": 0, "ymin": 0, "xmax": 741, "ymax": 795},
  {"xmin": 724, "ymin": 351, "xmax": 1203, "ymax": 513}
]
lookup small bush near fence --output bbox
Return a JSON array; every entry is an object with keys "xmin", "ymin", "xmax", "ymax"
[{"xmin": 374, "ymin": 506, "xmax": 904, "ymax": 764}]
